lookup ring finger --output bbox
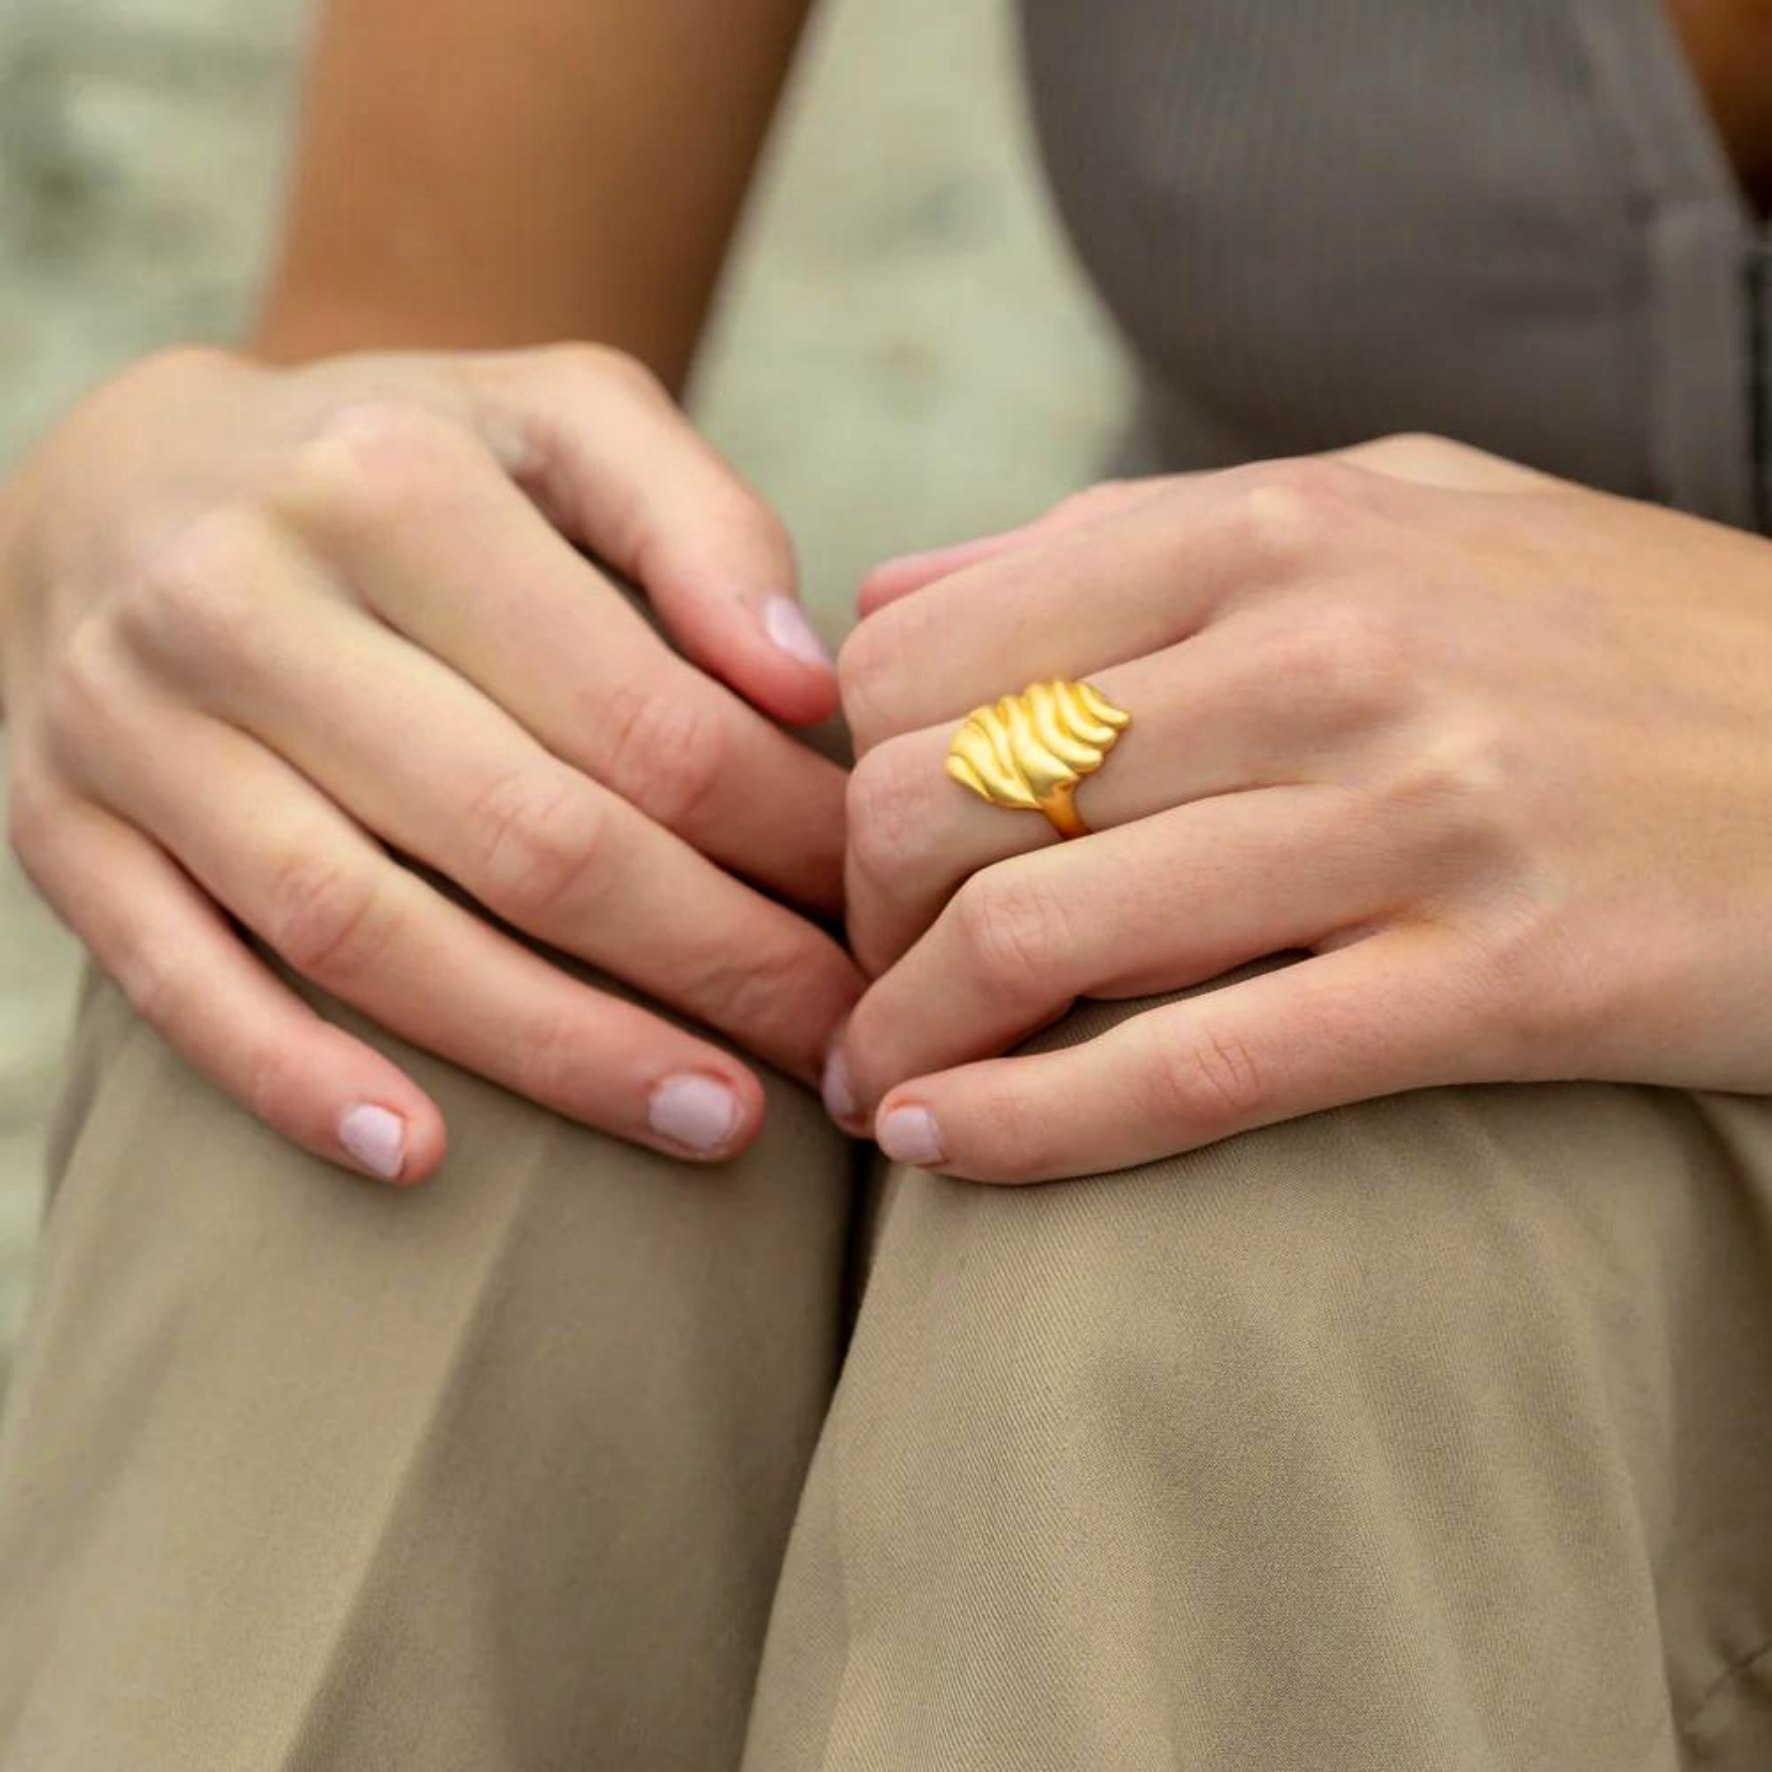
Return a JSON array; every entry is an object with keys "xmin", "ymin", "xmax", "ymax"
[{"xmin": 846, "ymin": 592, "xmax": 1397, "ymax": 972}]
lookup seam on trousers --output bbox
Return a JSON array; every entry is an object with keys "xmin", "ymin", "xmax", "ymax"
[{"xmin": 1679, "ymin": 1635, "xmax": 1772, "ymax": 1755}]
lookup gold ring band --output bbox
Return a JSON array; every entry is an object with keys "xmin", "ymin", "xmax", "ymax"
[{"xmin": 945, "ymin": 678, "xmax": 1131, "ymax": 840}]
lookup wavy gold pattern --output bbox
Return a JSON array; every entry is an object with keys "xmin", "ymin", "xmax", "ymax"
[{"xmin": 945, "ymin": 678, "xmax": 1131, "ymax": 838}]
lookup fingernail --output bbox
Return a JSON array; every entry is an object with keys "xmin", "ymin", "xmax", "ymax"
[
  {"xmin": 339, "ymin": 1103, "xmax": 407, "ymax": 1180},
  {"xmin": 877, "ymin": 1103, "xmax": 945, "ymax": 1169},
  {"xmin": 762, "ymin": 597, "xmax": 834, "ymax": 669},
  {"xmin": 821, "ymin": 1049, "xmax": 860, "ymax": 1127},
  {"xmin": 648, "ymin": 1073, "xmax": 743, "ymax": 1156}
]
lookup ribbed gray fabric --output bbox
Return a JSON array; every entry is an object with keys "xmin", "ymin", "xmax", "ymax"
[{"xmin": 1019, "ymin": 0, "xmax": 1764, "ymax": 529}]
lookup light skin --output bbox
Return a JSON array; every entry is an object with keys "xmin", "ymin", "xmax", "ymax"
[
  {"xmin": 0, "ymin": 344, "xmax": 860, "ymax": 1181},
  {"xmin": 6, "ymin": 0, "xmax": 1772, "ymax": 1191},
  {"xmin": 825, "ymin": 434, "xmax": 1772, "ymax": 1181},
  {"xmin": 0, "ymin": 0, "xmax": 827, "ymax": 1184},
  {"xmin": 254, "ymin": 0, "xmax": 818, "ymax": 379}
]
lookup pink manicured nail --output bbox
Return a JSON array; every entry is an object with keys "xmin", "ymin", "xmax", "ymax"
[
  {"xmin": 762, "ymin": 597, "xmax": 834, "ymax": 669},
  {"xmin": 821, "ymin": 1050, "xmax": 859, "ymax": 1126},
  {"xmin": 877, "ymin": 1104, "xmax": 945, "ymax": 1169},
  {"xmin": 648, "ymin": 1073, "xmax": 743, "ymax": 1155},
  {"xmin": 339, "ymin": 1104, "xmax": 407, "ymax": 1180}
]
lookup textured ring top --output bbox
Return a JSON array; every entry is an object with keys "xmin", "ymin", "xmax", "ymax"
[{"xmin": 945, "ymin": 678, "xmax": 1131, "ymax": 839}]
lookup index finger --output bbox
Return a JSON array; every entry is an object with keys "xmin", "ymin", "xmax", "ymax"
[{"xmin": 273, "ymin": 408, "xmax": 847, "ymax": 912}]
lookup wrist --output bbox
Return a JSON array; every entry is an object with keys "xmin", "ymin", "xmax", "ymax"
[{"xmin": 246, "ymin": 278, "xmax": 695, "ymax": 393}]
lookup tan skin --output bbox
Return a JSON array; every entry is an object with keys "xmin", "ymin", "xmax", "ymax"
[
  {"xmin": 1667, "ymin": 0, "xmax": 1772, "ymax": 212},
  {"xmin": 256, "ymin": 0, "xmax": 817, "ymax": 382},
  {"xmin": 2, "ymin": 0, "xmax": 1772, "ymax": 1186},
  {"xmin": 253, "ymin": 0, "xmax": 1772, "ymax": 362}
]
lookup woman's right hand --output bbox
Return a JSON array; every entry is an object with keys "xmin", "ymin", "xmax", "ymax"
[{"xmin": 0, "ymin": 344, "xmax": 862, "ymax": 1182}]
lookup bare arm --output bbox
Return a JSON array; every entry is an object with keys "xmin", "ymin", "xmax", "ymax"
[{"xmin": 255, "ymin": 0, "xmax": 819, "ymax": 387}]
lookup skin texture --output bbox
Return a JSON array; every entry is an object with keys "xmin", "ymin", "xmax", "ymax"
[
  {"xmin": 828, "ymin": 436, "xmax": 1772, "ymax": 1182},
  {"xmin": 0, "ymin": 0, "xmax": 830, "ymax": 1183},
  {"xmin": 255, "ymin": 0, "xmax": 818, "ymax": 386},
  {"xmin": 0, "ymin": 345, "xmax": 860, "ymax": 1181},
  {"xmin": 1665, "ymin": 0, "xmax": 1772, "ymax": 213},
  {"xmin": 6, "ymin": 0, "xmax": 1772, "ymax": 1191}
]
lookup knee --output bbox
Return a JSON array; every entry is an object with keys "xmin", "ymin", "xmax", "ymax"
[{"xmin": 865, "ymin": 1073, "xmax": 1682, "ymax": 1467}]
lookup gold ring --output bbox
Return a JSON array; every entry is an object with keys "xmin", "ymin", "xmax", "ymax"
[{"xmin": 945, "ymin": 678, "xmax": 1131, "ymax": 840}]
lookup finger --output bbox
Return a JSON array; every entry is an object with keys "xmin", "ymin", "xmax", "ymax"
[
  {"xmin": 845, "ymin": 600, "xmax": 1386, "ymax": 972},
  {"xmin": 82, "ymin": 714, "xmax": 772, "ymax": 1162},
  {"xmin": 855, "ymin": 437, "xmax": 1547, "ymax": 622},
  {"xmin": 857, "ymin": 480, "xmax": 1170, "ymax": 616},
  {"xmin": 264, "ymin": 402, "xmax": 847, "ymax": 911},
  {"xmin": 12, "ymin": 783, "xmax": 446, "ymax": 1184},
  {"xmin": 836, "ymin": 786, "xmax": 1396, "ymax": 1119},
  {"xmin": 464, "ymin": 345, "xmax": 838, "ymax": 724},
  {"xmin": 838, "ymin": 455, "xmax": 1393, "ymax": 752},
  {"xmin": 181, "ymin": 591, "xmax": 860, "ymax": 1080},
  {"xmin": 871, "ymin": 928, "xmax": 1492, "ymax": 1183},
  {"xmin": 857, "ymin": 527, "xmax": 1045, "ymax": 617}
]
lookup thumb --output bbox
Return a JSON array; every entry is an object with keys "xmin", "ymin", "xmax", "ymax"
[{"xmin": 465, "ymin": 344, "xmax": 837, "ymax": 726}]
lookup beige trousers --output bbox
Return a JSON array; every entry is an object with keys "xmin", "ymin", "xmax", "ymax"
[{"xmin": 1, "ymin": 955, "xmax": 1771, "ymax": 1769}]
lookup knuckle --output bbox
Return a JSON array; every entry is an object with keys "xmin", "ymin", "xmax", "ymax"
[
  {"xmin": 684, "ymin": 934, "xmax": 835, "ymax": 1048},
  {"xmin": 236, "ymin": 1034, "xmax": 307, "ymax": 1131},
  {"xmin": 835, "ymin": 626, "xmax": 885, "ymax": 739},
  {"xmin": 44, "ymin": 612, "xmax": 122, "ymax": 725},
  {"xmin": 1279, "ymin": 596, "xmax": 1418, "ymax": 723},
  {"xmin": 466, "ymin": 768, "xmax": 607, "ymax": 923},
  {"xmin": 1507, "ymin": 922, "xmax": 1625, "ymax": 1070},
  {"xmin": 1229, "ymin": 456, "xmax": 1365, "ymax": 563},
  {"xmin": 1380, "ymin": 710, "xmax": 1514, "ymax": 822},
  {"xmin": 1357, "ymin": 431, "xmax": 1525, "ymax": 490},
  {"xmin": 507, "ymin": 1004, "xmax": 592, "ymax": 1109},
  {"xmin": 260, "ymin": 853, "xmax": 394, "ymax": 984},
  {"xmin": 837, "ymin": 604, "xmax": 920, "ymax": 747},
  {"xmin": 107, "ymin": 934, "xmax": 185, "ymax": 1030},
  {"xmin": 719, "ymin": 493, "xmax": 795, "ymax": 578},
  {"xmin": 39, "ymin": 616, "xmax": 144, "ymax": 773},
  {"xmin": 283, "ymin": 398, "xmax": 469, "ymax": 530},
  {"xmin": 595, "ymin": 681, "xmax": 724, "ymax": 830},
  {"xmin": 120, "ymin": 507, "xmax": 270, "ymax": 668},
  {"xmin": 636, "ymin": 479, "xmax": 790, "ymax": 597},
  {"xmin": 970, "ymin": 1080, "xmax": 1059, "ymax": 1180},
  {"xmin": 845, "ymin": 739, "xmax": 937, "ymax": 889},
  {"xmin": 550, "ymin": 340, "xmax": 669, "ymax": 405},
  {"xmin": 952, "ymin": 869, "xmax": 1072, "ymax": 992},
  {"xmin": 1367, "ymin": 430, "xmax": 1464, "ymax": 471},
  {"xmin": 1141, "ymin": 1019, "xmax": 1268, "ymax": 1131}
]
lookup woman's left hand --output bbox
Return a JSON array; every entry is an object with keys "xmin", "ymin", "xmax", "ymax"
[{"xmin": 826, "ymin": 436, "xmax": 1772, "ymax": 1182}]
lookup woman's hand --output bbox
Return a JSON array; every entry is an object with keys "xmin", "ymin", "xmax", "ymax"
[
  {"xmin": 0, "ymin": 343, "xmax": 862, "ymax": 1182},
  {"xmin": 827, "ymin": 436, "xmax": 1772, "ymax": 1182}
]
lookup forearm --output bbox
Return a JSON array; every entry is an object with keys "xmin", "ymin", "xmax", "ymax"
[{"xmin": 252, "ymin": 0, "xmax": 816, "ymax": 390}]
